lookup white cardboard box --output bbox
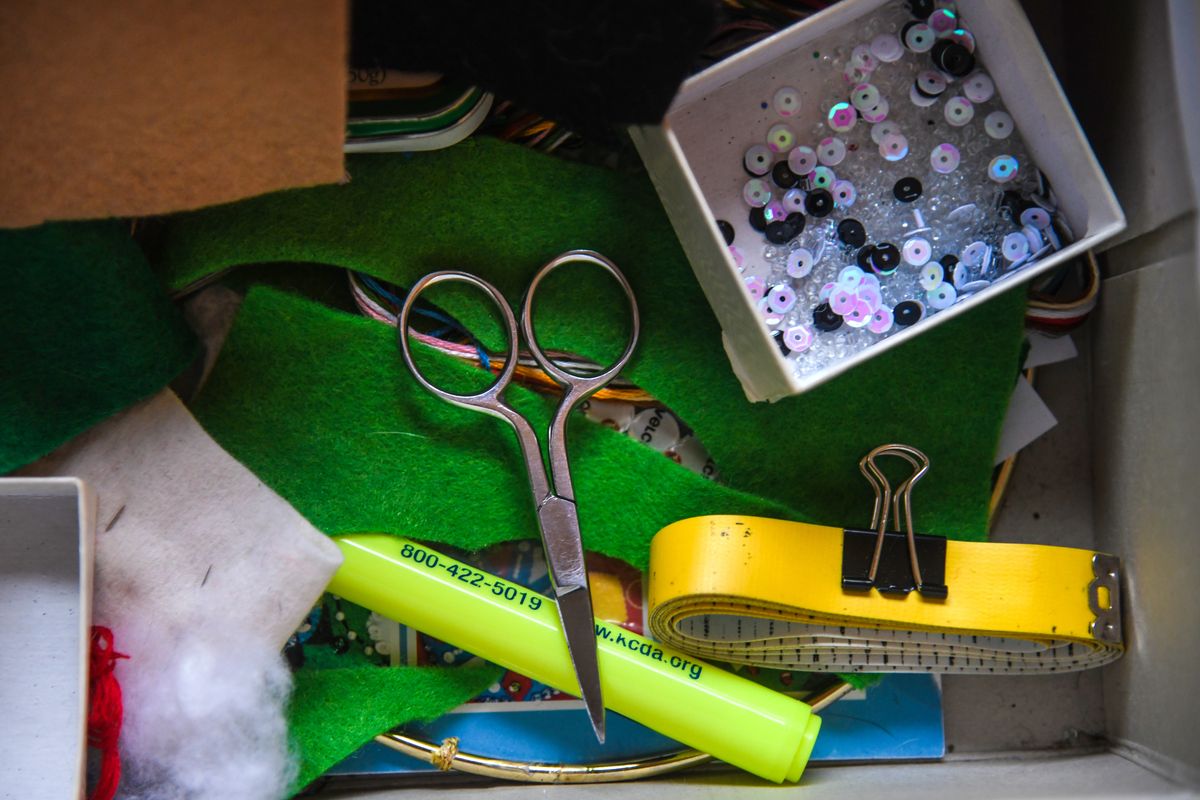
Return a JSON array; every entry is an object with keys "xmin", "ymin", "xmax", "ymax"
[{"xmin": 631, "ymin": 0, "xmax": 1125, "ymax": 401}]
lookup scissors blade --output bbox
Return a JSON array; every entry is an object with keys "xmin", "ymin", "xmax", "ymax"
[{"xmin": 555, "ymin": 584, "xmax": 606, "ymax": 743}]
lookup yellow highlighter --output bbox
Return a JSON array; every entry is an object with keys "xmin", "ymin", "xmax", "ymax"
[{"xmin": 329, "ymin": 534, "xmax": 822, "ymax": 784}]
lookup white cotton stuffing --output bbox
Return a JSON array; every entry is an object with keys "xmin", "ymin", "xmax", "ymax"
[{"xmin": 115, "ymin": 621, "xmax": 297, "ymax": 800}]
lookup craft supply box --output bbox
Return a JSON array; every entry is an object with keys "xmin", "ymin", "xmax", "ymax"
[{"xmin": 631, "ymin": 0, "xmax": 1126, "ymax": 401}]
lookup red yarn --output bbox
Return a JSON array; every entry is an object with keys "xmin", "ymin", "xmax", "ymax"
[{"xmin": 88, "ymin": 626, "xmax": 129, "ymax": 800}]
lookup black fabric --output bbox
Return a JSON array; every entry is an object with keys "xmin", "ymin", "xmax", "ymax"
[{"xmin": 350, "ymin": 0, "xmax": 718, "ymax": 138}]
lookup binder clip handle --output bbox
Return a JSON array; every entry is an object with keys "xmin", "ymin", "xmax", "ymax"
[{"xmin": 841, "ymin": 444, "xmax": 948, "ymax": 599}]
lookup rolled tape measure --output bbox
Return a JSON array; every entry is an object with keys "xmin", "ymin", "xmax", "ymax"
[{"xmin": 648, "ymin": 446, "xmax": 1123, "ymax": 674}]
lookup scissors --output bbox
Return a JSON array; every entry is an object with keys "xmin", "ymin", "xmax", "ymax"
[{"xmin": 396, "ymin": 249, "xmax": 640, "ymax": 744}]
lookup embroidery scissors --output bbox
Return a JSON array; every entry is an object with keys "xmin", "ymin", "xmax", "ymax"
[{"xmin": 396, "ymin": 250, "xmax": 640, "ymax": 743}]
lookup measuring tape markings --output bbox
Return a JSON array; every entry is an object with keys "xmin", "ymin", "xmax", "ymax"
[{"xmin": 648, "ymin": 516, "xmax": 1122, "ymax": 674}]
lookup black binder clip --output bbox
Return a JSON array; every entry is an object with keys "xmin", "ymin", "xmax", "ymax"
[{"xmin": 841, "ymin": 444, "xmax": 949, "ymax": 599}]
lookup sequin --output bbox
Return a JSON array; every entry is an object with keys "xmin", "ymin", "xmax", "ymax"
[
  {"xmin": 786, "ymin": 247, "xmax": 815, "ymax": 279},
  {"xmin": 850, "ymin": 44, "xmax": 878, "ymax": 72},
  {"xmin": 857, "ymin": 284, "xmax": 883, "ymax": 313},
  {"xmin": 818, "ymin": 281, "xmax": 836, "ymax": 302},
  {"xmin": 837, "ymin": 265, "xmax": 865, "ymax": 291},
  {"xmin": 758, "ymin": 297, "xmax": 784, "ymax": 328},
  {"xmin": 743, "ymin": 178, "xmax": 772, "ymax": 207},
  {"xmin": 879, "ymin": 132, "xmax": 909, "ymax": 162},
  {"xmin": 959, "ymin": 279, "xmax": 991, "ymax": 293},
  {"xmin": 871, "ymin": 243, "xmax": 901, "ymax": 275},
  {"xmin": 858, "ymin": 272, "xmax": 881, "ymax": 291},
  {"xmin": 944, "ymin": 96, "xmax": 974, "ymax": 127},
  {"xmin": 961, "ymin": 241, "xmax": 989, "ymax": 267},
  {"xmin": 1023, "ymin": 224, "xmax": 1045, "ymax": 252},
  {"xmin": 868, "ymin": 305, "xmax": 895, "ymax": 334},
  {"xmin": 787, "ymin": 145, "xmax": 818, "ymax": 175},
  {"xmin": 903, "ymin": 21, "xmax": 935, "ymax": 52},
  {"xmin": 927, "ymin": 282, "xmax": 958, "ymax": 310},
  {"xmin": 963, "ymin": 71, "xmax": 995, "ymax": 103},
  {"xmin": 773, "ymin": 86, "xmax": 802, "ymax": 118},
  {"xmin": 850, "ymin": 83, "xmax": 881, "ymax": 112},
  {"xmin": 928, "ymin": 8, "xmax": 957, "ymax": 33},
  {"xmin": 988, "ymin": 154, "xmax": 1019, "ymax": 183},
  {"xmin": 1002, "ymin": 231, "xmax": 1030, "ymax": 262},
  {"xmin": 940, "ymin": 28, "xmax": 977, "ymax": 53},
  {"xmin": 903, "ymin": 237, "xmax": 932, "ymax": 267},
  {"xmin": 871, "ymin": 120, "xmax": 902, "ymax": 145},
  {"xmin": 870, "ymin": 33, "xmax": 904, "ymax": 63},
  {"xmin": 771, "ymin": 161, "xmax": 799, "ymax": 189},
  {"xmin": 783, "ymin": 324, "xmax": 815, "ymax": 353},
  {"xmin": 951, "ymin": 261, "xmax": 970, "ymax": 288},
  {"xmin": 827, "ymin": 102, "xmax": 857, "ymax": 132},
  {"xmin": 984, "ymin": 110, "xmax": 1014, "ymax": 139},
  {"xmin": 805, "ymin": 189, "xmax": 834, "ymax": 217},
  {"xmin": 909, "ymin": 84, "xmax": 938, "ymax": 108},
  {"xmin": 744, "ymin": 275, "xmax": 765, "ymax": 301},
  {"xmin": 893, "ymin": 176, "xmax": 922, "ymax": 203},
  {"xmin": 844, "ymin": 299, "xmax": 872, "ymax": 328},
  {"xmin": 830, "ymin": 288, "xmax": 856, "ymax": 315},
  {"xmin": 843, "ymin": 65, "xmax": 872, "ymax": 85},
  {"xmin": 744, "ymin": 144, "xmax": 772, "ymax": 176},
  {"xmin": 862, "ymin": 100, "xmax": 890, "ymax": 124},
  {"xmin": 832, "ymin": 179, "xmax": 857, "ymax": 207},
  {"xmin": 818, "ymin": 136, "xmax": 847, "ymax": 166},
  {"xmin": 930, "ymin": 143, "xmax": 961, "ymax": 174},
  {"xmin": 767, "ymin": 123, "xmax": 796, "ymax": 153},
  {"xmin": 763, "ymin": 200, "xmax": 787, "ymax": 224},
  {"xmin": 1020, "ymin": 207, "xmax": 1052, "ymax": 230},
  {"xmin": 782, "ymin": 188, "xmax": 807, "ymax": 214},
  {"xmin": 918, "ymin": 262, "xmax": 944, "ymax": 291},
  {"xmin": 810, "ymin": 166, "xmax": 836, "ymax": 189},
  {"xmin": 813, "ymin": 302, "xmax": 843, "ymax": 332},
  {"xmin": 915, "ymin": 70, "xmax": 948, "ymax": 97},
  {"xmin": 894, "ymin": 299, "xmax": 925, "ymax": 327},
  {"xmin": 767, "ymin": 283, "xmax": 798, "ymax": 313}
]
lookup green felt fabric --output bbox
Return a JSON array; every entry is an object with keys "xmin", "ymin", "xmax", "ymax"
[
  {"xmin": 157, "ymin": 138, "xmax": 1026, "ymax": 539},
  {"xmin": 0, "ymin": 222, "xmax": 197, "ymax": 473},
  {"xmin": 192, "ymin": 286, "xmax": 798, "ymax": 570},
  {"xmin": 288, "ymin": 665, "xmax": 501, "ymax": 794}
]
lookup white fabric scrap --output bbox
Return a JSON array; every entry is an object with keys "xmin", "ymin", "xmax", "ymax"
[{"xmin": 22, "ymin": 389, "xmax": 343, "ymax": 800}]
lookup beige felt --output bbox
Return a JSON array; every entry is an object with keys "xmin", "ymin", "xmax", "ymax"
[{"xmin": 0, "ymin": 0, "xmax": 347, "ymax": 229}]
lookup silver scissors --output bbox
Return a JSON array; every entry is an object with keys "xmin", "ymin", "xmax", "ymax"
[{"xmin": 396, "ymin": 249, "xmax": 639, "ymax": 744}]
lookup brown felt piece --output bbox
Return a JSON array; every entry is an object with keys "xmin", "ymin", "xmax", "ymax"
[{"xmin": 0, "ymin": 0, "xmax": 348, "ymax": 229}]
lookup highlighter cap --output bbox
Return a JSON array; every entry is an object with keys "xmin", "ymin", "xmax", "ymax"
[{"xmin": 788, "ymin": 713, "xmax": 822, "ymax": 782}]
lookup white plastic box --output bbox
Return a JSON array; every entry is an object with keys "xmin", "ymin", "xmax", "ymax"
[{"xmin": 631, "ymin": 0, "xmax": 1125, "ymax": 401}]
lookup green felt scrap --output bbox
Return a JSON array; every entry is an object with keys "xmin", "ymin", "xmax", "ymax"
[
  {"xmin": 0, "ymin": 222, "xmax": 197, "ymax": 473},
  {"xmin": 157, "ymin": 138, "xmax": 1026, "ymax": 539},
  {"xmin": 288, "ymin": 665, "xmax": 501, "ymax": 794},
  {"xmin": 192, "ymin": 286, "xmax": 798, "ymax": 570}
]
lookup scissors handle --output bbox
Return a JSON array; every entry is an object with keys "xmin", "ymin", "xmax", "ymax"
[{"xmin": 520, "ymin": 250, "xmax": 640, "ymax": 401}]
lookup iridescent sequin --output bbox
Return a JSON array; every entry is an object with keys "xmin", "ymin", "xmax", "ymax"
[
  {"xmin": 832, "ymin": 179, "xmax": 857, "ymax": 207},
  {"xmin": 810, "ymin": 166, "xmax": 836, "ymax": 189},
  {"xmin": 984, "ymin": 110, "xmax": 1014, "ymax": 139},
  {"xmin": 773, "ymin": 86, "xmax": 802, "ymax": 117},
  {"xmin": 782, "ymin": 188, "xmax": 807, "ymax": 214},
  {"xmin": 783, "ymin": 324, "xmax": 815, "ymax": 353},
  {"xmin": 903, "ymin": 237, "xmax": 932, "ymax": 267},
  {"xmin": 767, "ymin": 283, "xmax": 798, "ymax": 313},
  {"xmin": 988, "ymin": 154, "xmax": 1019, "ymax": 183},
  {"xmin": 870, "ymin": 33, "xmax": 903, "ymax": 63},
  {"xmin": 818, "ymin": 136, "xmax": 847, "ymax": 166},
  {"xmin": 787, "ymin": 145, "xmax": 818, "ymax": 175},
  {"xmin": 928, "ymin": 8, "xmax": 957, "ymax": 33},
  {"xmin": 918, "ymin": 262, "xmax": 944, "ymax": 292},
  {"xmin": 786, "ymin": 247, "xmax": 815, "ymax": 278},
  {"xmin": 927, "ymin": 282, "xmax": 958, "ymax": 309},
  {"xmin": 879, "ymin": 132, "xmax": 909, "ymax": 161},
  {"xmin": 930, "ymin": 143, "xmax": 961, "ymax": 174},
  {"xmin": 850, "ymin": 83, "xmax": 881, "ymax": 111},
  {"xmin": 868, "ymin": 306, "xmax": 894, "ymax": 334},
  {"xmin": 744, "ymin": 144, "xmax": 772, "ymax": 176},
  {"xmin": 1002, "ymin": 231, "xmax": 1030, "ymax": 262},
  {"xmin": 862, "ymin": 99, "xmax": 890, "ymax": 124},
  {"xmin": 871, "ymin": 120, "xmax": 902, "ymax": 145},
  {"xmin": 903, "ymin": 22, "xmax": 935, "ymax": 52},
  {"xmin": 963, "ymin": 71, "xmax": 995, "ymax": 103},
  {"xmin": 944, "ymin": 96, "xmax": 974, "ymax": 127},
  {"xmin": 827, "ymin": 102, "xmax": 857, "ymax": 132},
  {"xmin": 767, "ymin": 123, "xmax": 797, "ymax": 153},
  {"xmin": 743, "ymin": 178, "xmax": 772, "ymax": 207}
]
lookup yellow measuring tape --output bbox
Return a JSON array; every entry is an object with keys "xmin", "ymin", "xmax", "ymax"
[{"xmin": 647, "ymin": 447, "xmax": 1124, "ymax": 674}]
